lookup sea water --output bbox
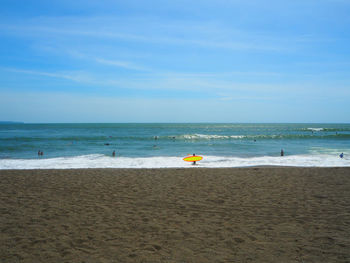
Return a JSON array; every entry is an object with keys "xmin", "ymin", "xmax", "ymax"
[{"xmin": 0, "ymin": 123, "xmax": 349, "ymax": 169}]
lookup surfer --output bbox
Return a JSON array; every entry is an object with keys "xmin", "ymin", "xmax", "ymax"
[
  {"xmin": 192, "ymin": 153, "xmax": 196, "ymax": 165},
  {"xmin": 340, "ymin": 152, "xmax": 344, "ymax": 158},
  {"xmin": 280, "ymin": 149, "xmax": 284, "ymax": 156}
]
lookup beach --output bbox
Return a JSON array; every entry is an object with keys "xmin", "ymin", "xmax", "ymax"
[{"xmin": 1, "ymin": 167, "xmax": 350, "ymax": 263}]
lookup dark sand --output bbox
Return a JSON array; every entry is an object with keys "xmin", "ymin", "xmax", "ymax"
[{"xmin": 1, "ymin": 167, "xmax": 350, "ymax": 262}]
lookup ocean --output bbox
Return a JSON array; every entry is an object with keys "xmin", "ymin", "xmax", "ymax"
[{"xmin": 0, "ymin": 123, "xmax": 349, "ymax": 169}]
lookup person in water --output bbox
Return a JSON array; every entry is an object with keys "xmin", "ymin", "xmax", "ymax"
[
  {"xmin": 340, "ymin": 152, "xmax": 344, "ymax": 158},
  {"xmin": 281, "ymin": 149, "xmax": 284, "ymax": 156},
  {"xmin": 112, "ymin": 151, "xmax": 116, "ymax": 157}
]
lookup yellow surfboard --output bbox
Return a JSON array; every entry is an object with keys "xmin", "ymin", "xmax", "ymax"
[{"xmin": 183, "ymin": 155, "xmax": 203, "ymax": 162}]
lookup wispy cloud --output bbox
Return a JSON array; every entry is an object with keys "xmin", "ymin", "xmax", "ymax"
[
  {"xmin": 53, "ymin": 49, "xmax": 150, "ymax": 71},
  {"xmin": 95, "ymin": 58, "xmax": 149, "ymax": 71},
  {"xmin": 5, "ymin": 68, "xmax": 74, "ymax": 80},
  {"xmin": 4, "ymin": 66, "xmax": 346, "ymax": 98},
  {"xmin": 0, "ymin": 16, "xmax": 297, "ymax": 52},
  {"xmin": 4, "ymin": 68, "xmax": 95, "ymax": 84}
]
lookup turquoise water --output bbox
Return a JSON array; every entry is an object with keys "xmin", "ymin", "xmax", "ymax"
[{"xmin": 1, "ymin": 123, "xmax": 349, "ymax": 168}]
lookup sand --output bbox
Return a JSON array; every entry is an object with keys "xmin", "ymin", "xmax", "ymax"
[{"xmin": 1, "ymin": 167, "xmax": 350, "ymax": 262}]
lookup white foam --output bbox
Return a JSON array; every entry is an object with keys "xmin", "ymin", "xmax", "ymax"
[
  {"xmin": 0, "ymin": 154, "xmax": 349, "ymax": 169},
  {"xmin": 307, "ymin": 128, "xmax": 324, "ymax": 132},
  {"xmin": 182, "ymin": 134, "xmax": 245, "ymax": 140}
]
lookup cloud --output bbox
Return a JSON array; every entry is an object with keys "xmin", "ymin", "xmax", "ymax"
[
  {"xmin": 0, "ymin": 16, "xmax": 297, "ymax": 52},
  {"xmin": 0, "ymin": 91, "xmax": 245, "ymax": 122},
  {"xmin": 5, "ymin": 68, "xmax": 76, "ymax": 81},
  {"xmin": 4, "ymin": 66, "xmax": 349, "ymax": 101},
  {"xmin": 219, "ymin": 96, "xmax": 232, "ymax": 101},
  {"xmin": 3, "ymin": 68, "xmax": 95, "ymax": 83},
  {"xmin": 95, "ymin": 58, "xmax": 149, "ymax": 71},
  {"xmin": 1, "ymin": 89, "xmax": 349, "ymax": 123}
]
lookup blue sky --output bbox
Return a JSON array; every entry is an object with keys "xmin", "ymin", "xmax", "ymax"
[{"xmin": 0, "ymin": 0, "xmax": 349, "ymax": 123}]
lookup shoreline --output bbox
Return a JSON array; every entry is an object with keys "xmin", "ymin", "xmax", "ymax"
[
  {"xmin": 1, "ymin": 153, "xmax": 349, "ymax": 170},
  {"xmin": 1, "ymin": 167, "xmax": 350, "ymax": 262},
  {"xmin": 1, "ymin": 165, "xmax": 350, "ymax": 171}
]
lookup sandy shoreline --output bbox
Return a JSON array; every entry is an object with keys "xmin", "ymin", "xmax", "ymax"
[{"xmin": 1, "ymin": 167, "xmax": 350, "ymax": 262}]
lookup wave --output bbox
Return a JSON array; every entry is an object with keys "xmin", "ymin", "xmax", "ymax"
[
  {"xmin": 179, "ymin": 134, "xmax": 245, "ymax": 140},
  {"xmin": 1, "ymin": 133, "xmax": 350, "ymax": 146},
  {"xmin": 176, "ymin": 133, "xmax": 350, "ymax": 140},
  {"xmin": 0, "ymin": 136, "xmax": 112, "ymax": 142},
  {"xmin": 1, "ymin": 154, "xmax": 349, "ymax": 169},
  {"xmin": 306, "ymin": 128, "xmax": 324, "ymax": 132},
  {"xmin": 301, "ymin": 127, "xmax": 350, "ymax": 132}
]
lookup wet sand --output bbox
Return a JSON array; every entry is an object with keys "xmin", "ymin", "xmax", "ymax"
[{"xmin": 1, "ymin": 167, "xmax": 350, "ymax": 262}]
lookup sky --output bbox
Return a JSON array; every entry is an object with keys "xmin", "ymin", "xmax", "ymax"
[{"xmin": 0, "ymin": 0, "xmax": 350, "ymax": 123}]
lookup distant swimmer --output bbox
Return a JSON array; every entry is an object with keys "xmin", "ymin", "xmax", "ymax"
[
  {"xmin": 40, "ymin": 151, "xmax": 43, "ymax": 156},
  {"xmin": 281, "ymin": 149, "xmax": 284, "ymax": 156},
  {"xmin": 154, "ymin": 136, "xmax": 158, "ymax": 140},
  {"xmin": 112, "ymin": 150, "xmax": 116, "ymax": 157},
  {"xmin": 340, "ymin": 152, "xmax": 344, "ymax": 158},
  {"xmin": 38, "ymin": 150, "xmax": 41, "ymax": 156},
  {"xmin": 104, "ymin": 143, "xmax": 110, "ymax": 146}
]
